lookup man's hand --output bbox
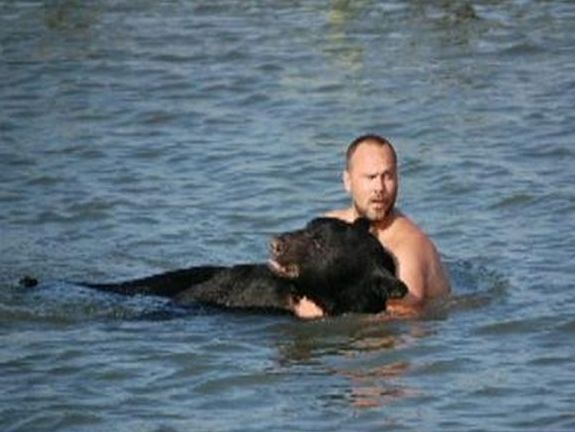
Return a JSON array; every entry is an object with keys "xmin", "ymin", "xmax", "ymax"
[
  {"xmin": 293, "ymin": 296, "xmax": 325, "ymax": 319},
  {"xmin": 385, "ymin": 299, "xmax": 423, "ymax": 318}
]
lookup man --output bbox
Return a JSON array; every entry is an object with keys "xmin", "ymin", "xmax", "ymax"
[{"xmin": 294, "ymin": 134, "xmax": 451, "ymax": 318}]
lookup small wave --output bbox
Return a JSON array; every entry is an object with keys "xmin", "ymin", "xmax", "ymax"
[
  {"xmin": 554, "ymin": 318, "xmax": 575, "ymax": 335},
  {"xmin": 444, "ymin": 259, "xmax": 509, "ymax": 314},
  {"xmin": 0, "ymin": 280, "xmax": 187, "ymax": 324},
  {"xmin": 489, "ymin": 193, "xmax": 536, "ymax": 210}
]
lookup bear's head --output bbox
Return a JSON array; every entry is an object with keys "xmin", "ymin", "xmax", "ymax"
[{"xmin": 268, "ymin": 217, "xmax": 408, "ymax": 315}]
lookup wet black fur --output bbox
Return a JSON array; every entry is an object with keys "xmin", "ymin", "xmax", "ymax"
[{"xmin": 22, "ymin": 218, "xmax": 407, "ymax": 316}]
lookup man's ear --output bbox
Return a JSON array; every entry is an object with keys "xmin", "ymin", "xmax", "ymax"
[{"xmin": 343, "ymin": 170, "xmax": 351, "ymax": 194}]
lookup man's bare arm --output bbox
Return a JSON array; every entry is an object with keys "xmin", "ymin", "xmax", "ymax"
[{"xmin": 385, "ymin": 244, "xmax": 428, "ymax": 316}]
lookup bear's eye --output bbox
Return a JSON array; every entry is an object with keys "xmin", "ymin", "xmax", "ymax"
[{"xmin": 309, "ymin": 234, "xmax": 323, "ymax": 250}]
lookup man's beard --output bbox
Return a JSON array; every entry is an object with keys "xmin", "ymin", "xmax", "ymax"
[{"xmin": 355, "ymin": 195, "xmax": 396, "ymax": 222}]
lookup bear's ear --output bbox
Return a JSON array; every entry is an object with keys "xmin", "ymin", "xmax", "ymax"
[
  {"xmin": 374, "ymin": 269, "xmax": 408, "ymax": 300},
  {"xmin": 352, "ymin": 217, "xmax": 371, "ymax": 233}
]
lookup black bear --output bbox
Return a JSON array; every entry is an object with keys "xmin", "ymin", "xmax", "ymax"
[{"xmin": 21, "ymin": 218, "xmax": 408, "ymax": 316}]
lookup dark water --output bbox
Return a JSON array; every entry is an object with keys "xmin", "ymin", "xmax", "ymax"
[{"xmin": 1, "ymin": 0, "xmax": 574, "ymax": 430}]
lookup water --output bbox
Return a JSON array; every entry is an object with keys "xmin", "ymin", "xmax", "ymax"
[{"xmin": 1, "ymin": 0, "xmax": 574, "ymax": 430}]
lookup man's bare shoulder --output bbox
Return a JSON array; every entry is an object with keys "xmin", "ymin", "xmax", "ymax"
[
  {"xmin": 389, "ymin": 213, "xmax": 451, "ymax": 298},
  {"xmin": 389, "ymin": 213, "xmax": 431, "ymax": 245},
  {"xmin": 390, "ymin": 216, "xmax": 437, "ymax": 260}
]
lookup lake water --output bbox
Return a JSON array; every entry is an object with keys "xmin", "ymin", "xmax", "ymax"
[{"xmin": 1, "ymin": 0, "xmax": 574, "ymax": 430}]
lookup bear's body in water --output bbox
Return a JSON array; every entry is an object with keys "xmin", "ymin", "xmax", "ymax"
[{"xmin": 22, "ymin": 218, "xmax": 407, "ymax": 316}]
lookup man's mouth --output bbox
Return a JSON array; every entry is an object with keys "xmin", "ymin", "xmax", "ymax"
[
  {"xmin": 370, "ymin": 199, "xmax": 387, "ymax": 207},
  {"xmin": 267, "ymin": 259, "xmax": 300, "ymax": 279}
]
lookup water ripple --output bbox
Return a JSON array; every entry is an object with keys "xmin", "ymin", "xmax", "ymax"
[{"xmin": 2, "ymin": 0, "xmax": 575, "ymax": 430}]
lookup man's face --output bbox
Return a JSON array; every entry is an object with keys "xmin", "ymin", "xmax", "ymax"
[{"xmin": 344, "ymin": 142, "xmax": 398, "ymax": 222}]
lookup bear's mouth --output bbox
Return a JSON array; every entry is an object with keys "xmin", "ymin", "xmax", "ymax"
[{"xmin": 267, "ymin": 259, "xmax": 300, "ymax": 279}]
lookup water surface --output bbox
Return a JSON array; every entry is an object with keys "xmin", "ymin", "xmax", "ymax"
[{"xmin": 1, "ymin": 1, "xmax": 575, "ymax": 431}]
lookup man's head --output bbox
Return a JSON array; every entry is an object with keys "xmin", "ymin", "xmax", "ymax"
[{"xmin": 343, "ymin": 134, "xmax": 399, "ymax": 222}]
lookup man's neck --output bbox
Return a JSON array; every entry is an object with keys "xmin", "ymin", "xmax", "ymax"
[{"xmin": 373, "ymin": 209, "xmax": 397, "ymax": 232}]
